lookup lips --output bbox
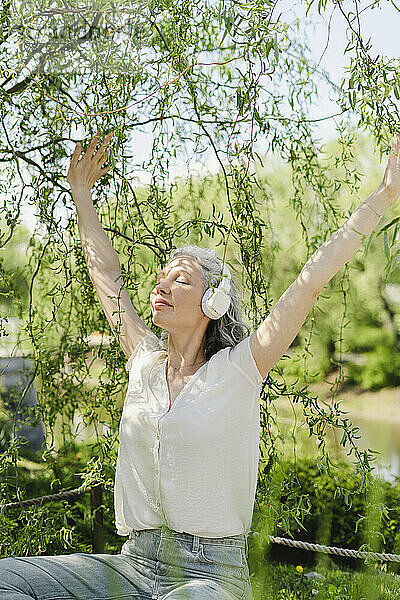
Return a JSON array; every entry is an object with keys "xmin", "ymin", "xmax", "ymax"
[{"xmin": 154, "ymin": 299, "xmax": 172, "ymax": 308}]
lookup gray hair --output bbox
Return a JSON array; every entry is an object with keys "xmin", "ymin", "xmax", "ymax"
[{"xmin": 159, "ymin": 245, "xmax": 250, "ymax": 359}]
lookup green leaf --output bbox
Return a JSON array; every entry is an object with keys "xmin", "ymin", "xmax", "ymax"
[
  {"xmin": 383, "ymin": 230, "xmax": 390, "ymax": 260},
  {"xmin": 254, "ymin": 107, "xmax": 263, "ymax": 126},
  {"xmin": 377, "ymin": 216, "xmax": 400, "ymax": 234}
]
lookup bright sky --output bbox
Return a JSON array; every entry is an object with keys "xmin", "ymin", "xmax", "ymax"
[
  {"xmin": 129, "ymin": 0, "xmax": 400, "ymax": 182},
  {"xmin": 287, "ymin": 0, "xmax": 399, "ymax": 75},
  {"xmin": 289, "ymin": 0, "xmax": 399, "ymax": 134}
]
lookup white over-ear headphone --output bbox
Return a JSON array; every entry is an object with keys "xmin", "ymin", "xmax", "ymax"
[{"xmin": 201, "ymin": 264, "xmax": 231, "ymax": 320}]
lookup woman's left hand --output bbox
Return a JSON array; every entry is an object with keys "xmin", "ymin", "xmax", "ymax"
[{"xmin": 380, "ymin": 133, "xmax": 400, "ymax": 207}]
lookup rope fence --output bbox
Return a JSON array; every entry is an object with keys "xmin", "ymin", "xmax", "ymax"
[
  {"xmin": 3, "ymin": 488, "xmax": 400, "ymax": 562},
  {"xmin": 266, "ymin": 535, "xmax": 400, "ymax": 564},
  {"xmin": 3, "ymin": 486, "xmax": 90, "ymax": 510},
  {"xmin": 3, "ymin": 485, "xmax": 104, "ymax": 553}
]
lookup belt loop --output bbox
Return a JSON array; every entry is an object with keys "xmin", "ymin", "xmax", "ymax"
[{"xmin": 192, "ymin": 534, "xmax": 200, "ymax": 553}]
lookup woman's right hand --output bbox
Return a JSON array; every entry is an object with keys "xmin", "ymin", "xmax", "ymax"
[{"xmin": 67, "ymin": 132, "xmax": 113, "ymax": 191}]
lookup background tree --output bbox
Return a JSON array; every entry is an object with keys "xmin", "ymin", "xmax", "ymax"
[{"xmin": 1, "ymin": 0, "xmax": 400, "ymax": 555}]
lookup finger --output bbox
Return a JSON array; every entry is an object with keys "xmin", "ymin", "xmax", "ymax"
[
  {"xmin": 101, "ymin": 134, "xmax": 112, "ymax": 149},
  {"xmin": 103, "ymin": 149, "xmax": 113, "ymax": 166},
  {"xmin": 90, "ymin": 131, "xmax": 102, "ymax": 145},
  {"xmin": 101, "ymin": 132, "xmax": 113, "ymax": 145},
  {"xmin": 87, "ymin": 131, "xmax": 102, "ymax": 155},
  {"xmin": 388, "ymin": 150, "xmax": 398, "ymax": 170},
  {"xmin": 389, "ymin": 137, "xmax": 398, "ymax": 154},
  {"xmin": 392, "ymin": 135, "xmax": 400, "ymax": 159},
  {"xmin": 70, "ymin": 142, "xmax": 82, "ymax": 167},
  {"xmin": 98, "ymin": 148, "xmax": 110, "ymax": 164},
  {"xmin": 96, "ymin": 132, "xmax": 112, "ymax": 149},
  {"xmin": 94, "ymin": 134, "xmax": 113, "ymax": 162},
  {"xmin": 100, "ymin": 162, "xmax": 113, "ymax": 176},
  {"xmin": 96, "ymin": 140, "xmax": 113, "ymax": 164}
]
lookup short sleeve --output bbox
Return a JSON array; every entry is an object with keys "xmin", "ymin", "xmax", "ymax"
[
  {"xmin": 228, "ymin": 335, "xmax": 264, "ymax": 386},
  {"xmin": 125, "ymin": 333, "xmax": 163, "ymax": 372}
]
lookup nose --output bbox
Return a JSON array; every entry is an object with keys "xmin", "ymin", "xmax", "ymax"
[{"xmin": 155, "ymin": 279, "xmax": 170, "ymax": 295}]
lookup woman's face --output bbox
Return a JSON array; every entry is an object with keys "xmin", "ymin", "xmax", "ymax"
[{"xmin": 150, "ymin": 256, "xmax": 209, "ymax": 331}]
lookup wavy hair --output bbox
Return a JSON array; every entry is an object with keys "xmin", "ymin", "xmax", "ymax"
[{"xmin": 159, "ymin": 245, "xmax": 250, "ymax": 359}]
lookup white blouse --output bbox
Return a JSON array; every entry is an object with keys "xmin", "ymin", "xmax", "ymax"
[
  {"xmin": 114, "ymin": 191, "xmax": 391, "ymax": 539},
  {"xmin": 114, "ymin": 332, "xmax": 264, "ymax": 538}
]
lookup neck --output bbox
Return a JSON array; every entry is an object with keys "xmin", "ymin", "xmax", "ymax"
[
  {"xmin": 167, "ymin": 329, "xmax": 207, "ymax": 370},
  {"xmin": 167, "ymin": 358, "xmax": 206, "ymax": 373}
]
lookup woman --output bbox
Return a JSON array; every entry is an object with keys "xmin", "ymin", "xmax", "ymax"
[{"xmin": 1, "ymin": 132, "xmax": 400, "ymax": 600}]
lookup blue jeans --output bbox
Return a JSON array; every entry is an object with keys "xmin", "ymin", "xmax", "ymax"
[{"xmin": 0, "ymin": 525, "xmax": 253, "ymax": 599}]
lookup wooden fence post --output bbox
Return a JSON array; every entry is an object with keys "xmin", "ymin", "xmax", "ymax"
[{"xmin": 90, "ymin": 484, "xmax": 104, "ymax": 553}]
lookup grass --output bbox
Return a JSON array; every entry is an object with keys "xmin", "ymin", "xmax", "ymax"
[{"xmin": 249, "ymin": 562, "xmax": 400, "ymax": 600}]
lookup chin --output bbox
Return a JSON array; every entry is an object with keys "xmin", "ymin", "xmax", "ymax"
[{"xmin": 152, "ymin": 313, "xmax": 171, "ymax": 328}]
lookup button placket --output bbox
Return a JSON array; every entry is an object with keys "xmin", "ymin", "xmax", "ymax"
[
  {"xmin": 153, "ymin": 362, "xmax": 175, "ymax": 518},
  {"xmin": 154, "ymin": 417, "xmax": 165, "ymax": 514}
]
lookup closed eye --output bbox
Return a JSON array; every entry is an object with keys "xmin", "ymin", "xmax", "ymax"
[{"xmin": 176, "ymin": 280, "xmax": 189, "ymax": 284}]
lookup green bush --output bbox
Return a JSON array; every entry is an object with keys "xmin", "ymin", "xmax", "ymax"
[
  {"xmin": 346, "ymin": 344, "xmax": 400, "ymax": 390},
  {"xmin": 343, "ymin": 325, "xmax": 400, "ymax": 390},
  {"xmin": 252, "ymin": 458, "xmax": 400, "ymax": 557},
  {"xmin": 346, "ymin": 325, "xmax": 392, "ymax": 355},
  {"xmin": 0, "ymin": 442, "xmax": 120, "ymax": 558}
]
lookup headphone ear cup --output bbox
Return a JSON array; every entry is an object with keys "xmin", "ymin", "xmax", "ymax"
[{"xmin": 201, "ymin": 288, "xmax": 231, "ymax": 320}]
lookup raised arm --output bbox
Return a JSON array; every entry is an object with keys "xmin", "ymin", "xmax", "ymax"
[
  {"xmin": 250, "ymin": 135, "xmax": 400, "ymax": 379},
  {"xmin": 67, "ymin": 132, "xmax": 151, "ymax": 359}
]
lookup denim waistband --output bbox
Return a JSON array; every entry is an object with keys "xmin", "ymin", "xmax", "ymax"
[{"xmin": 129, "ymin": 525, "xmax": 248, "ymax": 550}]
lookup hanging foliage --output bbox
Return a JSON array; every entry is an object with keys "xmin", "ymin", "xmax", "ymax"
[{"xmin": 1, "ymin": 0, "xmax": 399, "ymax": 555}]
